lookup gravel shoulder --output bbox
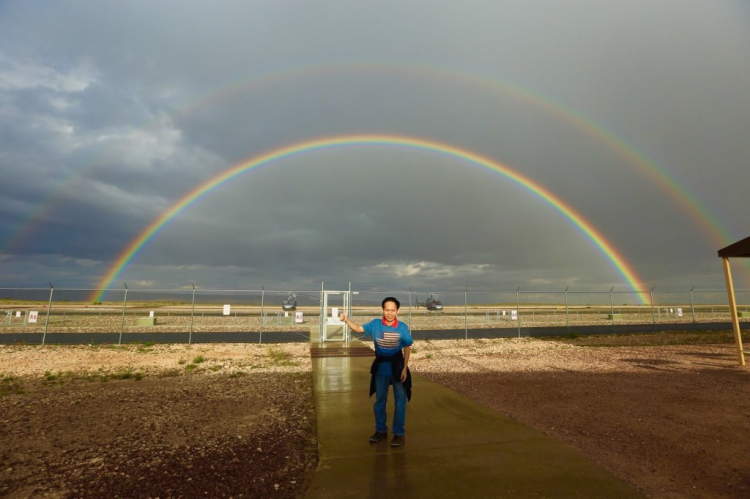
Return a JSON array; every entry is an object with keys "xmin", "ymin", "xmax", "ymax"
[{"xmin": 2, "ymin": 335, "xmax": 749, "ymax": 498}]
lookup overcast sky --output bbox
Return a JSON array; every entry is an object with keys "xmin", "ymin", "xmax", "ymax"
[{"xmin": 1, "ymin": 1, "xmax": 749, "ymax": 299}]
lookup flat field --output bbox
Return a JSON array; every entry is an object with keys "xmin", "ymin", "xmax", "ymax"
[
  {"xmin": 1, "ymin": 302, "xmax": 745, "ymax": 334},
  {"xmin": 1, "ymin": 331, "xmax": 748, "ymax": 498}
]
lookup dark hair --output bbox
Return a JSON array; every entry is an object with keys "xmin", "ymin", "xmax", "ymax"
[{"xmin": 381, "ymin": 296, "xmax": 400, "ymax": 310}]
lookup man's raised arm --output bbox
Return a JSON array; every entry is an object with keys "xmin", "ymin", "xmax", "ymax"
[{"xmin": 339, "ymin": 313, "xmax": 365, "ymax": 333}]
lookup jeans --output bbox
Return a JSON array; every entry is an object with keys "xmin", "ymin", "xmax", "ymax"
[{"xmin": 374, "ymin": 374, "xmax": 406, "ymax": 435}]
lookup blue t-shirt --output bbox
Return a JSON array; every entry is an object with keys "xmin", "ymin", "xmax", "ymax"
[{"xmin": 362, "ymin": 318, "xmax": 413, "ymax": 375}]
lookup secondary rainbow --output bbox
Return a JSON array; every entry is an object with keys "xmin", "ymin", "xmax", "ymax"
[
  {"xmin": 5, "ymin": 62, "xmax": 738, "ymax": 276},
  {"xmin": 171, "ymin": 62, "xmax": 738, "ymax": 248},
  {"xmin": 92, "ymin": 134, "xmax": 648, "ymax": 303}
]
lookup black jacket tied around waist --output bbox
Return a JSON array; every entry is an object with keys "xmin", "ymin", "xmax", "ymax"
[{"xmin": 369, "ymin": 349, "xmax": 412, "ymax": 401}]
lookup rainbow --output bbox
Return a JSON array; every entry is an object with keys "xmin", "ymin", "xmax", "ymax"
[
  {"xmin": 3, "ymin": 62, "xmax": 738, "ymax": 258},
  {"xmin": 92, "ymin": 134, "xmax": 648, "ymax": 303},
  {"xmin": 170, "ymin": 62, "xmax": 740, "ymax": 249}
]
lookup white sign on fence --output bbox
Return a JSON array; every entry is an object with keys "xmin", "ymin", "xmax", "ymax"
[
  {"xmin": 328, "ymin": 307, "xmax": 343, "ymax": 324},
  {"xmin": 223, "ymin": 304, "xmax": 231, "ymax": 316},
  {"xmin": 502, "ymin": 310, "xmax": 506, "ymax": 316},
  {"xmin": 28, "ymin": 311, "xmax": 39, "ymax": 323},
  {"xmin": 149, "ymin": 310, "xmax": 155, "ymax": 318},
  {"xmin": 677, "ymin": 308, "xmax": 683, "ymax": 317},
  {"xmin": 16, "ymin": 311, "xmax": 21, "ymax": 318},
  {"xmin": 295, "ymin": 311, "xmax": 304, "ymax": 324},
  {"xmin": 511, "ymin": 309, "xmax": 518, "ymax": 321}
]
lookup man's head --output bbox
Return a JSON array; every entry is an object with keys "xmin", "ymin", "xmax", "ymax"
[
  {"xmin": 381, "ymin": 297, "xmax": 400, "ymax": 310},
  {"xmin": 381, "ymin": 296, "xmax": 400, "ymax": 323}
]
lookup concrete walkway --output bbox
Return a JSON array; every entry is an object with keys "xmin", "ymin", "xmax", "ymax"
[{"xmin": 305, "ymin": 342, "xmax": 643, "ymax": 498}]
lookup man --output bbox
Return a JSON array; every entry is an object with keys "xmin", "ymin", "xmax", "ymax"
[{"xmin": 340, "ymin": 296, "xmax": 413, "ymax": 447}]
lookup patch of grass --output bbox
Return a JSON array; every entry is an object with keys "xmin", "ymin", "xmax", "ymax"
[
  {"xmin": 192, "ymin": 355, "xmax": 206, "ymax": 364},
  {"xmin": 42, "ymin": 369, "xmax": 147, "ymax": 385},
  {"xmin": 425, "ymin": 353, "xmax": 433, "ymax": 359},
  {"xmin": 210, "ymin": 365, "xmax": 222, "ymax": 372},
  {"xmin": 178, "ymin": 358, "xmax": 187, "ymax": 365},
  {"xmin": 185, "ymin": 363, "xmax": 198, "ymax": 371},
  {"xmin": 159, "ymin": 368, "xmax": 181, "ymax": 378},
  {"xmin": 136, "ymin": 342, "xmax": 156, "ymax": 353},
  {"xmin": 111, "ymin": 370, "xmax": 132, "ymax": 380},
  {"xmin": 0, "ymin": 376, "xmax": 24, "ymax": 397},
  {"xmin": 229, "ymin": 371, "xmax": 246, "ymax": 378},
  {"xmin": 84, "ymin": 369, "xmax": 142, "ymax": 381},
  {"xmin": 267, "ymin": 347, "xmax": 298, "ymax": 366},
  {"xmin": 59, "ymin": 369, "xmax": 145, "ymax": 383}
]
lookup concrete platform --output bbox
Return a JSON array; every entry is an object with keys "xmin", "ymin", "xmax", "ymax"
[{"xmin": 306, "ymin": 342, "xmax": 643, "ymax": 498}]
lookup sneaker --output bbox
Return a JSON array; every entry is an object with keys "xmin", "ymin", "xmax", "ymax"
[
  {"xmin": 390, "ymin": 434, "xmax": 405, "ymax": 447},
  {"xmin": 369, "ymin": 431, "xmax": 387, "ymax": 443}
]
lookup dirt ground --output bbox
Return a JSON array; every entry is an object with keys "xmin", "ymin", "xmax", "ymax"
[
  {"xmin": 1, "ymin": 332, "xmax": 749, "ymax": 498},
  {"xmin": 0, "ymin": 344, "xmax": 318, "ymax": 498}
]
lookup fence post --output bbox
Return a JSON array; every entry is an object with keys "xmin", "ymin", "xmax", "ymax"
[
  {"xmin": 408, "ymin": 287, "xmax": 412, "ymax": 325},
  {"xmin": 348, "ymin": 282, "xmax": 353, "ymax": 343},
  {"xmin": 649, "ymin": 287, "xmax": 656, "ymax": 331},
  {"xmin": 260, "ymin": 284, "xmax": 265, "ymax": 344},
  {"xmin": 319, "ymin": 282, "xmax": 324, "ymax": 342},
  {"xmin": 689, "ymin": 287, "xmax": 696, "ymax": 323},
  {"xmin": 189, "ymin": 284, "xmax": 196, "ymax": 344},
  {"xmin": 464, "ymin": 288, "xmax": 468, "ymax": 340},
  {"xmin": 119, "ymin": 283, "xmax": 128, "ymax": 345},
  {"xmin": 42, "ymin": 282, "xmax": 54, "ymax": 346},
  {"xmin": 564, "ymin": 287, "xmax": 569, "ymax": 331},
  {"xmin": 516, "ymin": 286, "xmax": 521, "ymax": 338},
  {"xmin": 609, "ymin": 287, "xmax": 615, "ymax": 331}
]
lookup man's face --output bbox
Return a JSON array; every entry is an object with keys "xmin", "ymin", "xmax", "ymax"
[{"xmin": 383, "ymin": 301, "xmax": 398, "ymax": 323}]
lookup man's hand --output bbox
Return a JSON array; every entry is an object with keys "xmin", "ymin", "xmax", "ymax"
[
  {"xmin": 401, "ymin": 345, "xmax": 411, "ymax": 382},
  {"xmin": 340, "ymin": 314, "xmax": 364, "ymax": 333}
]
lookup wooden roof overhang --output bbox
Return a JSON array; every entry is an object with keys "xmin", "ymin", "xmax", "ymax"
[
  {"xmin": 718, "ymin": 236, "xmax": 750, "ymax": 258},
  {"xmin": 718, "ymin": 236, "xmax": 750, "ymax": 367}
]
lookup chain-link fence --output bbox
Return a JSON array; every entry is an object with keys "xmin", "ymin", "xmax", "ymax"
[{"xmin": 1, "ymin": 285, "xmax": 747, "ymax": 344}]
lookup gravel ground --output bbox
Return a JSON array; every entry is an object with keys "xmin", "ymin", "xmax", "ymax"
[
  {"xmin": 0, "ymin": 344, "xmax": 317, "ymax": 498},
  {"xmin": 410, "ymin": 336, "xmax": 750, "ymax": 499},
  {"xmin": 2, "ymin": 337, "xmax": 749, "ymax": 498}
]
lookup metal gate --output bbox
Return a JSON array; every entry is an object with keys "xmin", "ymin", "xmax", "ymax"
[{"xmin": 319, "ymin": 285, "xmax": 352, "ymax": 342}]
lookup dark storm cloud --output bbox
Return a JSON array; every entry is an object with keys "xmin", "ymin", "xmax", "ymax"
[{"xmin": 1, "ymin": 1, "xmax": 749, "ymax": 293}]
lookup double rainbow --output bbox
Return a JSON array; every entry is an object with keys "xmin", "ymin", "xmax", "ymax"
[{"xmin": 4, "ymin": 62, "xmax": 738, "ymax": 290}]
